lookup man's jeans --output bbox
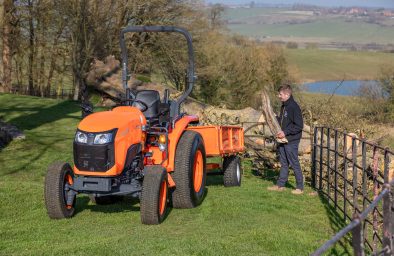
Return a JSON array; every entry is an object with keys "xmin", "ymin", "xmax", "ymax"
[{"xmin": 277, "ymin": 141, "xmax": 304, "ymax": 190}]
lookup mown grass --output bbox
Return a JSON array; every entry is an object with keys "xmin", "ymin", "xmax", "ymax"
[
  {"xmin": 0, "ymin": 94, "xmax": 348, "ymax": 255},
  {"xmin": 286, "ymin": 48, "xmax": 394, "ymax": 82}
]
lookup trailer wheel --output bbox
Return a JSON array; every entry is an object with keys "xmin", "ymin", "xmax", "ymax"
[
  {"xmin": 44, "ymin": 162, "xmax": 76, "ymax": 219},
  {"xmin": 223, "ymin": 156, "xmax": 242, "ymax": 187},
  {"xmin": 140, "ymin": 166, "xmax": 169, "ymax": 225},
  {"xmin": 89, "ymin": 195, "xmax": 122, "ymax": 205},
  {"xmin": 172, "ymin": 131, "xmax": 206, "ymax": 209}
]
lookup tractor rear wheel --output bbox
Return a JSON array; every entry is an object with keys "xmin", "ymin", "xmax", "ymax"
[
  {"xmin": 140, "ymin": 166, "xmax": 169, "ymax": 225},
  {"xmin": 44, "ymin": 162, "xmax": 76, "ymax": 219},
  {"xmin": 89, "ymin": 195, "xmax": 122, "ymax": 205},
  {"xmin": 223, "ymin": 156, "xmax": 242, "ymax": 187},
  {"xmin": 172, "ymin": 131, "xmax": 206, "ymax": 209}
]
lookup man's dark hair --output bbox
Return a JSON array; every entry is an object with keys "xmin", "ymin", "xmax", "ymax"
[{"xmin": 278, "ymin": 84, "xmax": 292, "ymax": 94}]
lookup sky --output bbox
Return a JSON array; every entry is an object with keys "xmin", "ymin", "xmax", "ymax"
[{"xmin": 205, "ymin": 0, "xmax": 394, "ymax": 8}]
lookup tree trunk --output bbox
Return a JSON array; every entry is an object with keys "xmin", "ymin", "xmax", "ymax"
[
  {"xmin": 27, "ymin": 0, "xmax": 35, "ymax": 95},
  {"xmin": 38, "ymin": 19, "xmax": 46, "ymax": 97},
  {"xmin": 72, "ymin": 72, "xmax": 80, "ymax": 101},
  {"xmin": 1, "ymin": 0, "xmax": 14, "ymax": 93},
  {"xmin": 46, "ymin": 23, "xmax": 64, "ymax": 96},
  {"xmin": 70, "ymin": 0, "xmax": 91, "ymax": 102}
]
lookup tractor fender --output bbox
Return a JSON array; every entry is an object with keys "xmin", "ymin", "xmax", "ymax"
[{"xmin": 164, "ymin": 115, "xmax": 199, "ymax": 172}]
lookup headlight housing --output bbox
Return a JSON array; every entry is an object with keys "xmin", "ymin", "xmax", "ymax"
[
  {"xmin": 94, "ymin": 133, "xmax": 113, "ymax": 144},
  {"xmin": 75, "ymin": 131, "xmax": 87, "ymax": 144},
  {"xmin": 75, "ymin": 130, "xmax": 115, "ymax": 144}
]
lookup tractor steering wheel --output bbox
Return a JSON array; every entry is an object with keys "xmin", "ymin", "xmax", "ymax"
[
  {"xmin": 132, "ymin": 100, "xmax": 149, "ymax": 112},
  {"xmin": 120, "ymin": 99, "xmax": 148, "ymax": 112}
]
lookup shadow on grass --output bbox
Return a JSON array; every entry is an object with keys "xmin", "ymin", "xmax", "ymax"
[
  {"xmin": 254, "ymin": 167, "xmax": 296, "ymax": 189},
  {"xmin": 317, "ymin": 193, "xmax": 352, "ymax": 255},
  {"xmin": 2, "ymin": 100, "xmax": 81, "ymax": 131},
  {"xmin": 75, "ymin": 195, "xmax": 173, "ymax": 222},
  {"xmin": 75, "ymin": 196, "xmax": 140, "ymax": 215},
  {"xmin": 0, "ymin": 135, "xmax": 72, "ymax": 176},
  {"xmin": 206, "ymin": 173, "xmax": 223, "ymax": 186}
]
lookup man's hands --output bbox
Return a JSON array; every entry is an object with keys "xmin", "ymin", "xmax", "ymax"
[{"xmin": 276, "ymin": 131, "xmax": 285, "ymax": 139}]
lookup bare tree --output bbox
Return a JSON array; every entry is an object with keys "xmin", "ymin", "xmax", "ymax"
[
  {"xmin": 27, "ymin": 0, "xmax": 35, "ymax": 94},
  {"xmin": 1, "ymin": 0, "xmax": 16, "ymax": 93},
  {"xmin": 209, "ymin": 4, "xmax": 225, "ymax": 28}
]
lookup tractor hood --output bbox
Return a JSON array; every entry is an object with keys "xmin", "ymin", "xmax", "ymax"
[{"xmin": 78, "ymin": 106, "xmax": 146, "ymax": 133}]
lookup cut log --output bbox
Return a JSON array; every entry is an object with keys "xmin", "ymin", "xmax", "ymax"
[{"xmin": 261, "ymin": 90, "xmax": 288, "ymax": 144}]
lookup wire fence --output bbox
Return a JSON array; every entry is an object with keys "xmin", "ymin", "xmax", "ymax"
[
  {"xmin": 311, "ymin": 126, "xmax": 394, "ymax": 255},
  {"xmin": 10, "ymin": 86, "xmax": 74, "ymax": 99}
]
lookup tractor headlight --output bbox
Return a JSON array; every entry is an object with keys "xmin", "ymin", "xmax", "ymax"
[
  {"xmin": 94, "ymin": 133, "xmax": 113, "ymax": 144},
  {"xmin": 158, "ymin": 134, "xmax": 167, "ymax": 152},
  {"xmin": 75, "ymin": 131, "xmax": 88, "ymax": 144}
]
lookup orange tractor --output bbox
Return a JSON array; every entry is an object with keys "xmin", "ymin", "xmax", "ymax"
[{"xmin": 44, "ymin": 26, "xmax": 244, "ymax": 224}]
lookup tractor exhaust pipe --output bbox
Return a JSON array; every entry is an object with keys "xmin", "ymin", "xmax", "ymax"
[{"xmin": 120, "ymin": 26, "xmax": 195, "ymax": 113}]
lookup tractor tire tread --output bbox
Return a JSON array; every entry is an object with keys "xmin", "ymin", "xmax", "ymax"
[
  {"xmin": 140, "ymin": 166, "xmax": 167, "ymax": 225},
  {"xmin": 172, "ymin": 131, "xmax": 206, "ymax": 209},
  {"xmin": 223, "ymin": 156, "xmax": 242, "ymax": 187},
  {"xmin": 44, "ymin": 161, "xmax": 75, "ymax": 219}
]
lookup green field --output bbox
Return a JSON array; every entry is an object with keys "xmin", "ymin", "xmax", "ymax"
[
  {"xmin": 228, "ymin": 20, "xmax": 394, "ymax": 44},
  {"xmin": 285, "ymin": 48, "xmax": 394, "ymax": 82},
  {"xmin": 224, "ymin": 8, "xmax": 394, "ymax": 44},
  {"xmin": 0, "ymin": 94, "xmax": 349, "ymax": 255}
]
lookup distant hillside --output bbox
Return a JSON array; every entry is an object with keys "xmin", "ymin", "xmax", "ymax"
[
  {"xmin": 207, "ymin": 0, "xmax": 394, "ymax": 9},
  {"xmin": 223, "ymin": 7, "xmax": 394, "ymax": 45},
  {"xmin": 285, "ymin": 49, "xmax": 394, "ymax": 82}
]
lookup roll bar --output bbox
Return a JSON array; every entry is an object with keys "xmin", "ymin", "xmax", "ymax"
[{"xmin": 120, "ymin": 26, "xmax": 195, "ymax": 111}]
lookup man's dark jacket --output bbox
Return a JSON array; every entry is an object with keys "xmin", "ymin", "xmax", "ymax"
[{"xmin": 278, "ymin": 95, "xmax": 303, "ymax": 143}]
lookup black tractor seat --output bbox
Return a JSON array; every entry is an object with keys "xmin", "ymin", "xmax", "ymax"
[{"xmin": 132, "ymin": 90, "xmax": 161, "ymax": 119}]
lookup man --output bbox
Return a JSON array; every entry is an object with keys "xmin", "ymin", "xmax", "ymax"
[{"xmin": 268, "ymin": 84, "xmax": 304, "ymax": 195}]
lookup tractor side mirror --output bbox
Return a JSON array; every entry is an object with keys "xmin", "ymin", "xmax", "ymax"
[{"xmin": 81, "ymin": 102, "xmax": 93, "ymax": 118}]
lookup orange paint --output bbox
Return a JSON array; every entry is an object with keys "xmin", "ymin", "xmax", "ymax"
[
  {"xmin": 167, "ymin": 173, "xmax": 176, "ymax": 188},
  {"xmin": 193, "ymin": 150, "xmax": 203, "ymax": 192},
  {"xmin": 65, "ymin": 174, "xmax": 74, "ymax": 185},
  {"xmin": 65, "ymin": 174, "xmax": 73, "ymax": 209},
  {"xmin": 148, "ymin": 115, "xmax": 199, "ymax": 172},
  {"xmin": 159, "ymin": 180, "xmax": 167, "ymax": 215},
  {"xmin": 187, "ymin": 126, "xmax": 244, "ymax": 156},
  {"xmin": 74, "ymin": 106, "xmax": 147, "ymax": 176},
  {"xmin": 206, "ymin": 163, "xmax": 220, "ymax": 171}
]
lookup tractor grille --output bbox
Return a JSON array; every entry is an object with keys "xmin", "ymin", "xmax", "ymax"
[{"xmin": 73, "ymin": 142, "xmax": 115, "ymax": 172}]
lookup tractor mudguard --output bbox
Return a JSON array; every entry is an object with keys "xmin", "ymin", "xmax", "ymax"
[{"xmin": 149, "ymin": 115, "xmax": 199, "ymax": 172}]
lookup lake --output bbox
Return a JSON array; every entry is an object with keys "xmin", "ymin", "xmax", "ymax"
[{"xmin": 302, "ymin": 80, "xmax": 380, "ymax": 96}]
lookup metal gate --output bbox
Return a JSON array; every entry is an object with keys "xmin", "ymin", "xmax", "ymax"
[{"xmin": 311, "ymin": 126, "xmax": 394, "ymax": 255}]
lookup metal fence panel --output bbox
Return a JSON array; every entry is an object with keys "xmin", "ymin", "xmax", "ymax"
[{"xmin": 311, "ymin": 126, "xmax": 394, "ymax": 255}]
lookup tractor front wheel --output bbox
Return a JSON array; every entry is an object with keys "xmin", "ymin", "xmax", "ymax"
[
  {"xmin": 172, "ymin": 131, "xmax": 206, "ymax": 209},
  {"xmin": 140, "ymin": 166, "xmax": 169, "ymax": 225},
  {"xmin": 44, "ymin": 162, "xmax": 76, "ymax": 219}
]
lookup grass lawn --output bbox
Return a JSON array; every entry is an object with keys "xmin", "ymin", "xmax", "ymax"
[
  {"xmin": 285, "ymin": 48, "xmax": 394, "ymax": 82},
  {"xmin": 0, "ymin": 94, "xmax": 349, "ymax": 255}
]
